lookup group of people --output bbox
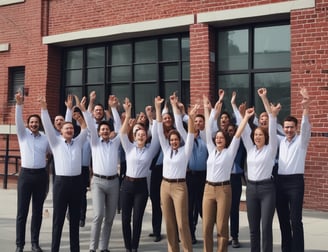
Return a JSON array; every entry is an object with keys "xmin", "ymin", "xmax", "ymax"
[{"xmin": 14, "ymin": 86, "xmax": 311, "ymax": 252}]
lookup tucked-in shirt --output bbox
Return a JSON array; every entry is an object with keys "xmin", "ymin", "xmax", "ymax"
[
  {"xmin": 83, "ymin": 111, "xmax": 121, "ymax": 176},
  {"xmin": 158, "ymin": 122, "xmax": 194, "ymax": 179},
  {"xmin": 278, "ymin": 115, "xmax": 311, "ymax": 175},
  {"xmin": 120, "ymin": 121, "xmax": 159, "ymax": 178},
  {"xmin": 206, "ymin": 114, "xmax": 240, "ymax": 182},
  {"xmin": 15, "ymin": 105, "xmax": 49, "ymax": 168},
  {"xmin": 241, "ymin": 114, "xmax": 278, "ymax": 181},
  {"xmin": 189, "ymin": 135, "xmax": 208, "ymax": 171},
  {"xmin": 41, "ymin": 109, "xmax": 87, "ymax": 176}
]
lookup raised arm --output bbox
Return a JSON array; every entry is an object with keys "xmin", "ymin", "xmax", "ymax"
[
  {"xmin": 88, "ymin": 91, "xmax": 96, "ymax": 113},
  {"xmin": 120, "ymin": 98, "xmax": 132, "ymax": 135},
  {"xmin": 64, "ymin": 94, "xmax": 74, "ymax": 122},
  {"xmin": 15, "ymin": 92, "xmax": 26, "ymax": 137},
  {"xmin": 170, "ymin": 92, "xmax": 187, "ymax": 141},
  {"xmin": 74, "ymin": 95, "xmax": 87, "ymax": 130},
  {"xmin": 234, "ymin": 108, "xmax": 255, "ymax": 138},
  {"xmin": 258, "ymin": 88, "xmax": 272, "ymax": 114},
  {"xmin": 108, "ymin": 95, "xmax": 121, "ymax": 133}
]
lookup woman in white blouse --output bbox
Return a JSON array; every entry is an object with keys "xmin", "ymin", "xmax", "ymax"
[
  {"xmin": 202, "ymin": 95, "xmax": 253, "ymax": 252},
  {"xmin": 234, "ymin": 88, "xmax": 281, "ymax": 252},
  {"xmin": 155, "ymin": 96, "xmax": 198, "ymax": 252},
  {"xmin": 120, "ymin": 98, "xmax": 160, "ymax": 252}
]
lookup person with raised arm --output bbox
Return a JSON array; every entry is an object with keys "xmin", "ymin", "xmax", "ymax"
[
  {"xmin": 235, "ymin": 88, "xmax": 280, "ymax": 252},
  {"xmin": 40, "ymin": 95, "xmax": 87, "ymax": 252},
  {"xmin": 15, "ymin": 92, "xmax": 50, "ymax": 252},
  {"xmin": 202, "ymin": 94, "xmax": 253, "ymax": 252},
  {"xmin": 120, "ymin": 98, "xmax": 160, "ymax": 252},
  {"xmin": 155, "ymin": 95, "xmax": 198, "ymax": 252},
  {"xmin": 77, "ymin": 95, "xmax": 121, "ymax": 252},
  {"xmin": 276, "ymin": 87, "xmax": 311, "ymax": 252}
]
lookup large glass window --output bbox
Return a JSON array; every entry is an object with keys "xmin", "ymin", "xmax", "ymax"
[
  {"xmin": 217, "ymin": 23, "xmax": 290, "ymax": 122},
  {"xmin": 8, "ymin": 66, "xmax": 25, "ymax": 102},
  {"xmin": 63, "ymin": 34, "xmax": 189, "ymax": 116}
]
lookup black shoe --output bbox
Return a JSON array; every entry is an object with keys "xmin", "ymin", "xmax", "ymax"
[
  {"xmin": 89, "ymin": 250, "xmax": 96, "ymax": 252},
  {"xmin": 79, "ymin": 220, "xmax": 85, "ymax": 227},
  {"xmin": 100, "ymin": 250, "xmax": 110, "ymax": 252},
  {"xmin": 192, "ymin": 236, "xmax": 197, "ymax": 245},
  {"xmin": 154, "ymin": 235, "xmax": 162, "ymax": 242},
  {"xmin": 232, "ymin": 238, "xmax": 240, "ymax": 248},
  {"xmin": 16, "ymin": 247, "xmax": 23, "ymax": 252},
  {"xmin": 31, "ymin": 243, "xmax": 43, "ymax": 252},
  {"xmin": 148, "ymin": 233, "xmax": 155, "ymax": 237},
  {"xmin": 228, "ymin": 239, "xmax": 232, "ymax": 245}
]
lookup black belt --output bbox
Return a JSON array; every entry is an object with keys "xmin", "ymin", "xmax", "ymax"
[
  {"xmin": 248, "ymin": 178, "xmax": 273, "ymax": 185},
  {"xmin": 163, "ymin": 177, "xmax": 186, "ymax": 183},
  {"xmin": 206, "ymin": 180, "xmax": 230, "ymax": 186},
  {"xmin": 93, "ymin": 173, "xmax": 118, "ymax": 180},
  {"xmin": 125, "ymin": 176, "xmax": 147, "ymax": 182},
  {"xmin": 21, "ymin": 167, "xmax": 46, "ymax": 174}
]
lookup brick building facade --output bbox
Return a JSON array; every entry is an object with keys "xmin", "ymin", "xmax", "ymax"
[{"xmin": 1, "ymin": 0, "xmax": 328, "ymax": 210}]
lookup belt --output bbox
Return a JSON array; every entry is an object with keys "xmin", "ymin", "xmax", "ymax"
[
  {"xmin": 248, "ymin": 178, "xmax": 273, "ymax": 185},
  {"xmin": 163, "ymin": 177, "xmax": 186, "ymax": 183},
  {"xmin": 21, "ymin": 167, "xmax": 46, "ymax": 174},
  {"xmin": 206, "ymin": 180, "xmax": 230, "ymax": 186},
  {"xmin": 93, "ymin": 173, "xmax": 118, "ymax": 180},
  {"xmin": 125, "ymin": 176, "xmax": 147, "ymax": 182}
]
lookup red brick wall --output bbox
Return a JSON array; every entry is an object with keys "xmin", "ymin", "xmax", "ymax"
[{"xmin": 291, "ymin": 1, "xmax": 328, "ymax": 210}]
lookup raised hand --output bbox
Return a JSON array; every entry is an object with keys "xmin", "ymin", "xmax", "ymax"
[
  {"xmin": 218, "ymin": 89, "xmax": 224, "ymax": 103},
  {"xmin": 257, "ymin": 88, "xmax": 267, "ymax": 98},
  {"xmin": 15, "ymin": 91, "xmax": 24, "ymax": 105},
  {"xmin": 108, "ymin": 95, "xmax": 118, "ymax": 108},
  {"xmin": 38, "ymin": 96, "xmax": 47, "ymax": 110},
  {"xmin": 65, "ymin": 94, "xmax": 74, "ymax": 110}
]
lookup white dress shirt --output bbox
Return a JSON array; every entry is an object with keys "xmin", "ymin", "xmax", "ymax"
[
  {"xmin": 83, "ymin": 111, "xmax": 121, "ymax": 176},
  {"xmin": 41, "ymin": 109, "xmax": 87, "ymax": 176},
  {"xmin": 158, "ymin": 122, "xmax": 194, "ymax": 179},
  {"xmin": 242, "ymin": 114, "xmax": 278, "ymax": 181},
  {"xmin": 120, "ymin": 121, "xmax": 159, "ymax": 178},
  {"xmin": 15, "ymin": 105, "xmax": 49, "ymax": 168},
  {"xmin": 278, "ymin": 115, "xmax": 311, "ymax": 175}
]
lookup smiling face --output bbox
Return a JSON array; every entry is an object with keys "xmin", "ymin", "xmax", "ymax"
[
  {"xmin": 259, "ymin": 112, "xmax": 269, "ymax": 128},
  {"xmin": 61, "ymin": 122, "xmax": 74, "ymax": 141},
  {"xmin": 283, "ymin": 121, "xmax": 297, "ymax": 141},
  {"xmin": 99, "ymin": 124, "xmax": 111, "ymax": 141},
  {"xmin": 134, "ymin": 128, "xmax": 147, "ymax": 148},
  {"xmin": 54, "ymin": 115, "xmax": 64, "ymax": 131},
  {"xmin": 163, "ymin": 113, "xmax": 173, "ymax": 128},
  {"xmin": 220, "ymin": 113, "xmax": 230, "ymax": 132},
  {"xmin": 194, "ymin": 115, "xmax": 205, "ymax": 131},
  {"xmin": 93, "ymin": 105, "xmax": 104, "ymax": 122},
  {"xmin": 253, "ymin": 127, "xmax": 266, "ymax": 149},
  {"xmin": 169, "ymin": 133, "xmax": 181, "ymax": 151},
  {"xmin": 215, "ymin": 131, "xmax": 227, "ymax": 151},
  {"xmin": 28, "ymin": 116, "xmax": 40, "ymax": 134}
]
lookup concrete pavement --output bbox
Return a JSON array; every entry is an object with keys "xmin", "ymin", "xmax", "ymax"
[{"xmin": 1, "ymin": 187, "xmax": 328, "ymax": 252}]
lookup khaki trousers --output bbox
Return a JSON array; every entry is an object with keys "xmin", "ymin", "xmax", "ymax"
[
  {"xmin": 161, "ymin": 180, "xmax": 192, "ymax": 252},
  {"xmin": 202, "ymin": 183, "xmax": 232, "ymax": 252}
]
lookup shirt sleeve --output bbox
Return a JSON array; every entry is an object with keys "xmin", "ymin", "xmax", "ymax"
[
  {"xmin": 41, "ymin": 109, "xmax": 59, "ymax": 148},
  {"xmin": 158, "ymin": 122, "xmax": 170, "ymax": 151},
  {"xmin": 111, "ymin": 107, "xmax": 121, "ymax": 133},
  {"xmin": 184, "ymin": 133, "xmax": 194, "ymax": 158},
  {"xmin": 65, "ymin": 108, "xmax": 72, "ymax": 122},
  {"xmin": 268, "ymin": 114, "xmax": 278, "ymax": 156},
  {"xmin": 174, "ymin": 112, "xmax": 187, "ymax": 142},
  {"xmin": 83, "ymin": 111, "xmax": 98, "ymax": 146},
  {"xmin": 15, "ymin": 104, "xmax": 26, "ymax": 140},
  {"xmin": 300, "ymin": 115, "xmax": 311, "ymax": 148}
]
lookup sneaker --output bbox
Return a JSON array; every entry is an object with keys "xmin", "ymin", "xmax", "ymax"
[{"xmin": 232, "ymin": 238, "xmax": 240, "ymax": 248}]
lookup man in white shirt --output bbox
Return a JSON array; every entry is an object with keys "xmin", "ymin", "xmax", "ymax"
[
  {"xmin": 276, "ymin": 87, "xmax": 311, "ymax": 252},
  {"xmin": 40, "ymin": 95, "xmax": 87, "ymax": 252},
  {"xmin": 15, "ymin": 92, "xmax": 50, "ymax": 252}
]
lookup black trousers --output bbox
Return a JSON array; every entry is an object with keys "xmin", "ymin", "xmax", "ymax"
[
  {"xmin": 230, "ymin": 173, "xmax": 243, "ymax": 239},
  {"xmin": 80, "ymin": 166, "xmax": 90, "ymax": 221},
  {"xmin": 186, "ymin": 170, "xmax": 206, "ymax": 237},
  {"xmin": 149, "ymin": 165, "xmax": 163, "ymax": 236},
  {"xmin": 120, "ymin": 178, "xmax": 148, "ymax": 250},
  {"xmin": 16, "ymin": 168, "xmax": 48, "ymax": 248},
  {"xmin": 276, "ymin": 174, "xmax": 304, "ymax": 252},
  {"xmin": 246, "ymin": 179, "xmax": 276, "ymax": 252},
  {"xmin": 51, "ymin": 175, "xmax": 82, "ymax": 252}
]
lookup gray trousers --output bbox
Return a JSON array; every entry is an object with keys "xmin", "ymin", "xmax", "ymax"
[
  {"xmin": 246, "ymin": 179, "xmax": 276, "ymax": 252},
  {"xmin": 89, "ymin": 176, "xmax": 119, "ymax": 250}
]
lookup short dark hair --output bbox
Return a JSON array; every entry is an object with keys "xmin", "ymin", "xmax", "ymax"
[
  {"xmin": 27, "ymin": 114, "xmax": 41, "ymax": 124},
  {"xmin": 195, "ymin": 114, "xmax": 205, "ymax": 121},
  {"xmin": 283, "ymin": 115, "xmax": 298, "ymax": 128},
  {"xmin": 97, "ymin": 121, "xmax": 114, "ymax": 132}
]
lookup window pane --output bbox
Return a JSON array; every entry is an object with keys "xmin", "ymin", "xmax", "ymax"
[
  {"xmin": 111, "ymin": 43, "xmax": 132, "ymax": 65},
  {"xmin": 181, "ymin": 37, "xmax": 190, "ymax": 61},
  {"xmin": 254, "ymin": 72, "xmax": 290, "ymax": 122},
  {"xmin": 218, "ymin": 74, "xmax": 249, "ymax": 117},
  {"xmin": 110, "ymin": 66, "xmax": 131, "ymax": 82},
  {"xmin": 254, "ymin": 25, "xmax": 290, "ymax": 69},
  {"xmin": 135, "ymin": 40, "xmax": 157, "ymax": 63},
  {"xmin": 218, "ymin": 29, "xmax": 248, "ymax": 71},
  {"xmin": 111, "ymin": 84, "xmax": 131, "ymax": 109},
  {"xmin": 163, "ymin": 63, "xmax": 178, "ymax": 80},
  {"xmin": 87, "ymin": 68, "xmax": 104, "ymax": 84},
  {"xmin": 66, "ymin": 49, "xmax": 83, "ymax": 69},
  {"xmin": 135, "ymin": 83, "xmax": 157, "ymax": 114},
  {"xmin": 8, "ymin": 67, "xmax": 25, "ymax": 101},
  {"xmin": 182, "ymin": 62, "xmax": 190, "ymax": 80},
  {"xmin": 134, "ymin": 64, "xmax": 157, "ymax": 81},
  {"xmin": 164, "ymin": 82, "xmax": 179, "ymax": 102},
  {"xmin": 86, "ymin": 85, "xmax": 105, "ymax": 107},
  {"xmin": 66, "ymin": 70, "xmax": 82, "ymax": 86},
  {"xmin": 162, "ymin": 38, "xmax": 179, "ymax": 61},
  {"xmin": 87, "ymin": 47, "xmax": 105, "ymax": 67},
  {"xmin": 65, "ymin": 87, "xmax": 82, "ymax": 99}
]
